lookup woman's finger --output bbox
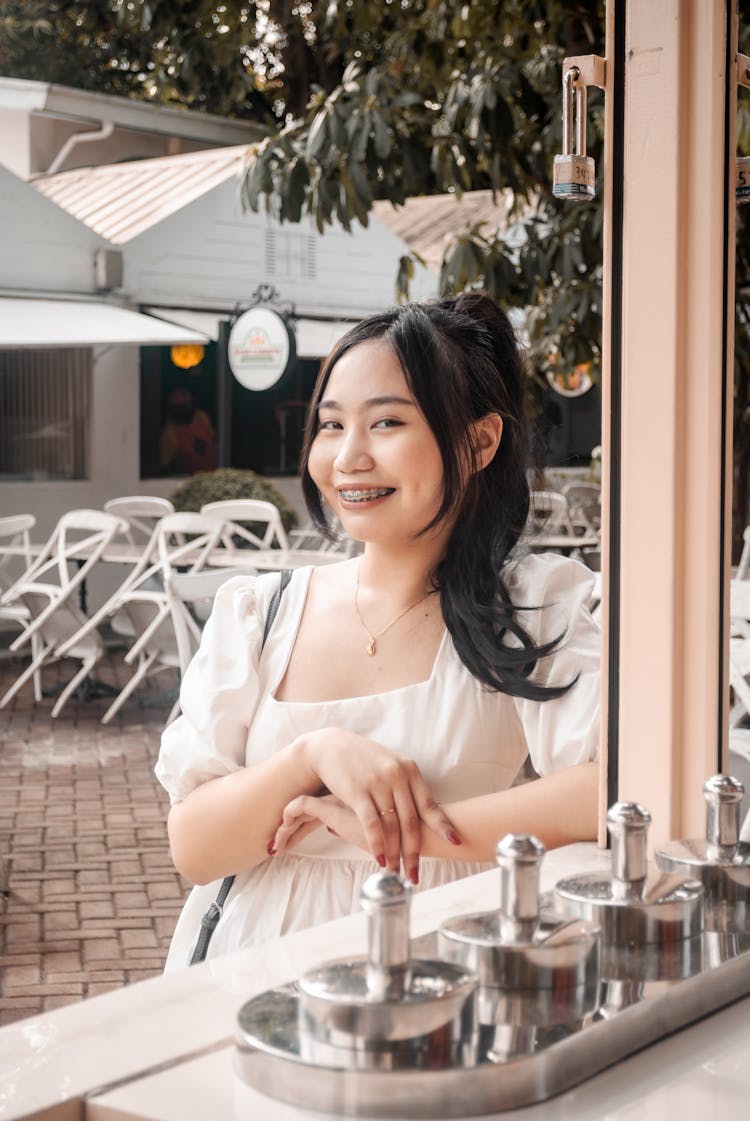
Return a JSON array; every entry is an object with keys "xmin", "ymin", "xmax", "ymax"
[
  {"xmin": 272, "ymin": 796, "xmax": 317, "ymax": 852},
  {"xmin": 373, "ymin": 796, "xmax": 403, "ymax": 874},
  {"xmin": 391, "ymin": 783, "xmax": 422, "ymax": 885},
  {"xmin": 410, "ymin": 772, "xmax": 463, "ymax": 847},
  {"xmin": 273, "ymin": 793, "xmax": 369, "ymax": 851},
  {"xmin": 283, "ymin": 818, "xmax": 323, "ymax": 851},
  {"xmin": 349, "ymin": 793, "xmax": 390, "ymax": 869}
]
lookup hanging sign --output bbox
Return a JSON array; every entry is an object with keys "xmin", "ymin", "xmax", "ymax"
[{"xmin": 228, "ymin": 307, "xmax": 294, "ymax": 390}]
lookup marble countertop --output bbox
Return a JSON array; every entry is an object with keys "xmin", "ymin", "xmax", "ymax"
[{"xmin": 6, "ymin": 842, "xmax": 749, "ymax": 1121}]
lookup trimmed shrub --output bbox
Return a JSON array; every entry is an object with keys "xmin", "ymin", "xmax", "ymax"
[{"xmin": 169, "ymin": 468, "xmax": 299, "ymax": 531}]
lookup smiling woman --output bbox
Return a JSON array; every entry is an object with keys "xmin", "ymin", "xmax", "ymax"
[{"xmin": 154, "ymin": 293, "xmax": 600, "ymax": 969}]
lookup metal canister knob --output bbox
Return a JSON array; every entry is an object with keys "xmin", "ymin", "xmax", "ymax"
[
  {"xmin": 656, "ymin": 775, "xmax": 750, "ymax": 932},
  {"xmin": 295, "ymin": 871, "xmax": 478, "ymax": 1071},
  {"xmin": 438, "ymin": 834, "xmax": 600, "ymax": 1049},
  {"xmin": 555, "ymin": 802, "xmax": 704, "ymax": 981}
]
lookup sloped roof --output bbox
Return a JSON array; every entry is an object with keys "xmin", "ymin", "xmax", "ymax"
[
  {"xmin": 32, "ymin": 145, "xmax": 250, "ymax": 244},
  {"xmin": 0, "ymin": 77, "xmax": 264, "ymax": 146},
  {"xmin": 33, "ymin": 145, "xmax": 512, "ymax": 266},
  {"xmin": 373, "ymin": 190, "xmax": 513, "ymax": 269}
]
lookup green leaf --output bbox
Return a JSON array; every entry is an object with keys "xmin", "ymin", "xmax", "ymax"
[
  {"xmin": 372, "ymin": 111, "xmax": 392, "ymax": 159},
  {"xmin": 349, "ymin": 162, "xmax": 373, "ymax": 207},
  {"xmin": 285, "ymin": 158, "xmax": 309, "ymax": 222},
  {"xmin": 306, "ymin": 110, "xmax": 329, "ymax": 160},
  {"xmin": 350, "ymin": 111, "xmax": 370, "ymax": 163}
]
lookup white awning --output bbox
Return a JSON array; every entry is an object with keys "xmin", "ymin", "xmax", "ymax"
[
  {"xmin": 145, "ymin": 307, "xmax": 225, "ymax": 341},
  {"xmin": 144, "ymin": 306, "xmax": 357, "ymax": 358},
  {"xmin": 0, "ymin": 298, "xmax": 211, "ymax": 348}
]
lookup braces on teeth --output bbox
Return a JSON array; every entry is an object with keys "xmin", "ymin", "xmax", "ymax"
[{"xmin": 341, "ymin": 489, "xmax": 393, "ymax": 500}]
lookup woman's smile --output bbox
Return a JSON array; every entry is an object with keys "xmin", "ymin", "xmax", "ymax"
[{"xmin": 337, "ymin": 486, "xmax": 396, "ymax": 506}]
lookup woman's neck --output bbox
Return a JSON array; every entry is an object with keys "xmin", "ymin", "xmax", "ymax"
[{"xmin": 357, "ymin": 538, "xmax": 446, "ymax": 600}]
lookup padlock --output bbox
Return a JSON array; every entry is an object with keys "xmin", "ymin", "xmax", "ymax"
[
  {"xmin": 553, "ymin": 66, "xmax": 595, "ymax": 201},
  {"xmin": 737, "ymin": 156, "xmax": 750, "ymax": 205}
]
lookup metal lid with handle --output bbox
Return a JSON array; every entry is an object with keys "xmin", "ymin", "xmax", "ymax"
[
  {"xmin": 555, "ymin": 802, "xmax": 704, "ymax": 980},
  {"xmin": 656, "ymin": 775, "xmax": 750, "ymax": 932},
  {"xmin": 295, "ymin": 871, "xmax": 478, "ymax": 1070},
  {"xmin": 439, "ymin": 834, "xmax": 601, "ymax": 1038}
]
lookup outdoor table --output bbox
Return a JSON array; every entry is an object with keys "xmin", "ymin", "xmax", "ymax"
[
  {"xmin": 524, "ymin": 533, "xmax": 600, "ymax": 556},
  {"xmin": 203, "ymin": 547, "xmax": 342, "ymax": 571},
  {"xmin": 0, "ymin": 541, "xmax": 343, "ymax": 569}
]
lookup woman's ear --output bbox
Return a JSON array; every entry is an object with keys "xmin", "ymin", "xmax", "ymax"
[{"xmin": 471, "ymin": 413, "xmax": 503, "ymax": 472}]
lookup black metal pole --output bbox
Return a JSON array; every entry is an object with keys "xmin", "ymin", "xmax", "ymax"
[{"xmin": 216, "ymin": 318, "xmax": 232, "ymax": 467}]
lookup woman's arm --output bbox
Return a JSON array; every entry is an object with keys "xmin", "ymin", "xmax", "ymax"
[
  {"xmin": 168, "ymin": 726, "xmax": 460, "ymax": 884},
  {"xmin": 419, "ymin": 761, "xmax": 599, "ymax": 860},
  {"xmin": 274, "ymin": 761, "xmax": 599, "ymax": 868},
  {"xmin": 167, "ymin": 737, "xmax": 320, "ymax": 884}
]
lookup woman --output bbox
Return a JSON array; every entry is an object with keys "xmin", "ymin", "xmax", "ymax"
[{"xmin": 155, "ymin": 293, "xmax": 600, "ymax": 968}]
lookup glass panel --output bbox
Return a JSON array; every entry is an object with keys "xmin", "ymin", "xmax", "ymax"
[{"xmin": 728, "ymin": 12, "xmax": 750, "ymax": 827}]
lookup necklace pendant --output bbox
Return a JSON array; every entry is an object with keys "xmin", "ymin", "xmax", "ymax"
[{"xmin": 366, "ymin": 637, "xmax": 376, "ymax": 656}]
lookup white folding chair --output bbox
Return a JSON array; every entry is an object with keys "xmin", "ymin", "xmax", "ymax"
[
  {"xmin": 104, "ymin": 495, "xmax": 175, "ymax": 548},
  {"xmin": 561, "ymin": 482, "xmax": 602, "ymax": 537},
  {"xmin": 0, "ymin": 510, "xmax": 127, "ymax": 717},
  {"xmin": 99, "ymin": 562, "xmax": 252, "ymax": 726},
  {"xmin": 201, "ymin": 499, "xmax": 290, "ymax": 553},
  {"xmin": 288, "ymin": 515, "xmax": 360, "ymax": 557},
  {"xmin": 0, "ymin": 514, "xmax": 42, "ymax": 701},
  {"xmin": 729, "ymin": 580, "xmax": 750, "ymax": 736},
  {"xmin": 736, "ymin": 525, "xmax": 750, "ymax": 580},
  {"xmin": 56, "ymin": 511, "xmax": 226, "ymax": 662},
  {"xmin": 527, "ymin": 490, "xmax": 575, "ymax": 536}
]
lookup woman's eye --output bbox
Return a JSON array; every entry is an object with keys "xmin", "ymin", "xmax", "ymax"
[
  {"xmin": 373, "ymin": 417, "xmax": 403, "ymax": 429},
  {"xmin": 317, "ymin": 418, "xmax": 342, "ymax": 431}
]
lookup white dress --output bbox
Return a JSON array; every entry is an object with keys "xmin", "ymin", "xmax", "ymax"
[{"xmin": 155, "ymin": 553, "xmax": 600, "ymax": 970}]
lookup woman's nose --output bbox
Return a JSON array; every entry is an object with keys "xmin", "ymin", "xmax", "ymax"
[{"xmin": 333, "ymin": 427, "xmax": 374, "ymax": 473}]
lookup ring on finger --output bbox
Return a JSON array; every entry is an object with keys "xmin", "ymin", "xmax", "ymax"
[{"xmin": 377, "ymin": 807, "xmax": 397, "ymax": 817}]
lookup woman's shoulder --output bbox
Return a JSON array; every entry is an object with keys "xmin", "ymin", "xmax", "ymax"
[
  {"xmin": 211, "ymin": 566, "xmax": 306, "ymax": 605},
  {"xmin": 210, "ymin": 561, "xmax": 350, "ymax": 623},
  {"xmin": 503, "ymin": 550, "xmax": 597, "ymax": 604},
  {"xmin": 501, "ymin": 551, "xmax": 599, "ymax": 647},
  {"xmin": 305, "ymin": 556, "xmax": 359, "ymax": 586}
]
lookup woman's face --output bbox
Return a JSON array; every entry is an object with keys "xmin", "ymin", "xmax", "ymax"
[{"xmin": 307, "ymin": 340, "xmax": 447, "ymax": 546}]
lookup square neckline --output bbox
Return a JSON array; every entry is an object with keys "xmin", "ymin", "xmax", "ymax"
[{"xmin": 269, "ymin": 566, "xmax": 449, "ymax": 707}]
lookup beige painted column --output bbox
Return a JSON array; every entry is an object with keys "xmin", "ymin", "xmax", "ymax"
[{"xmin": 615, "ymin": 0, "xmax": 735, "ymax": 844}]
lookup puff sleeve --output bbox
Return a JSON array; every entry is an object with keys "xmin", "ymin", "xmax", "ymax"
[
  {"xmin": 154, "ymin": 574, "xmax": 266, "ymax": 805},
  {"xmin": 506, "ymin": 553, "xmax": 601, "ymax": 776}
]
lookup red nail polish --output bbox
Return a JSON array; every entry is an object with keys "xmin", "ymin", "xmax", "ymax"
[
  {"xmin": 266, "ymin": 841, "xmax": 276, "ymax": 856},
  {"xmin": 376, "ymin": 854, "xmax": 386, "ymax": 868},
  {"xmin": 409, "ymin": 866, "xmax": 419, "ymax": 885},
  {"xmin": 447, "ymin": 830, "xmax": 462, "ymax": 846}
]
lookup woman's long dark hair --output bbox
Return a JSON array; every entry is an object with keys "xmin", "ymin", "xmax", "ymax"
[{"xmin": 300, "ymin": 292, "xmax": 571, "ymax": 702}]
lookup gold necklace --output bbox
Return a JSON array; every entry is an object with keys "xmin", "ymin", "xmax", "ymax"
[{"xmin": 354, "ymin": 565, "xmax": 434, "ymax": 656}]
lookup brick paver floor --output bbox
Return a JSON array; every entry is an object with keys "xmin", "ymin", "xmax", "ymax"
[{"xmin": 0, "ymin": 651, "xmax": 190, "ymax": 1026}]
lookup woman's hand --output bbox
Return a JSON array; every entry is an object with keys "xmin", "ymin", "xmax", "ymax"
[
  {"xmin": 274, "ymin": 794, "xmax": 367, "ymax": 855},
  {"xmin": 290, "ymin": 727, "xmax": 462, "ymax": 882}
]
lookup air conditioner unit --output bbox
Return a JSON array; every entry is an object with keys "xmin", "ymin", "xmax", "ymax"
[{"xmin": 94, "ymin": 248, "xmax": 123, "ymax": 291}]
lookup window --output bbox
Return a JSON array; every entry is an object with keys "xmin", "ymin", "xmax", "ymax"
[
  {"xmin": 140, "ymin": 344, "xmax": 218, "ymax": 479},
  {"xmin": 0, "ymin": 348, "xmax": 91, "ymax": 481}
]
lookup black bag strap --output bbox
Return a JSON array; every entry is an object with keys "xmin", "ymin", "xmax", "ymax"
[
  {"xmin": 262, "ymin": 568, "xmax": 292, "ymax": 647},
  {"xmin": 188, "ymin": 869, "xmax": 236, "ymax": 965},
  {"xmin": 189, "ymin": 569, "xmax": 291, "ymax": 966}
]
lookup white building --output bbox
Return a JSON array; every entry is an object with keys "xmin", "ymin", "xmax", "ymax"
[
  {"xmin": 0, "ymin": 161, "xmax": 208, "ymax": 536},
  {"xmin": 0, "ymin": 79, "xmax": 436, "ymax": 537}
]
